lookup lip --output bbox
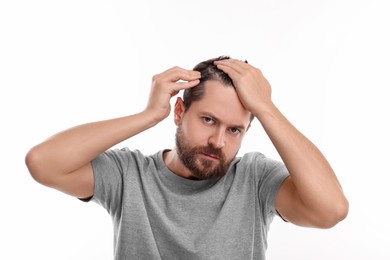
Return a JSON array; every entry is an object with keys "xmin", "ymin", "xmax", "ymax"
[{"xmin": 201, "ymin": 152, "xmax": 220, "ymax": 160}]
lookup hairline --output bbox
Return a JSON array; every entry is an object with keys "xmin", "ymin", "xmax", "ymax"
[{"xmin": 183, "ymin": 79, "xmax": 255, "ymax": 123}]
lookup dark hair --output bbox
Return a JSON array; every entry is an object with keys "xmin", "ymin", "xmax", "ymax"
[
  {"xmin": 183, "ymin": 55, "xmax": 233, "ymax": 110},
  {"xmin": 183, "ymin": 56, "xmax": 254, "ymax": 122}
]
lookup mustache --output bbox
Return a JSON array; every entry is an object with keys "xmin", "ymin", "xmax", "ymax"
[{"xmin": 195, "ymin": 145, "xmax": 225, "ymax": 160}]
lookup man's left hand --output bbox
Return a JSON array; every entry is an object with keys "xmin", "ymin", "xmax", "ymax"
[{"xmin": 214, "ymin": 59, "xmax": 273, "ymax": 116}]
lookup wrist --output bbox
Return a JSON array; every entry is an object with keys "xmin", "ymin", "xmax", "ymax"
[
  {"xmin": 252, "ymin": 101, "xmax": 279, "ymax": 120},
  {"xmin": 141, "ymin": 108, "xmax": 168, "ymax": 127}
]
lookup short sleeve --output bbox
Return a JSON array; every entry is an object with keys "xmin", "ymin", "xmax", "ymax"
[
  {"xmin": 256, "ymin": 156, "xmax": 289, "ymax": 221},
  {"xmin": 91, "ymin": 148, "xmax": 131, "ymax": 216}
]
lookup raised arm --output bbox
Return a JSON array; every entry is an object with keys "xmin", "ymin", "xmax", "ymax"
[
  {"xmin": 25, "ymin": 67, "xmax": 201, "ymax": 199},
  {"xmin": 214, "ymin": 59, "xmax": 348, "ymax": 228}
]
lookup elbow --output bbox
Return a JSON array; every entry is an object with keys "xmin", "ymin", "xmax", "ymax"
[
  {"xmin": 318, "ymin": 198, "xmax": 349, "ymax": 229},
  {"xmin": 25, "ymin": 146, "xmax": 51, "ymax": 186}
]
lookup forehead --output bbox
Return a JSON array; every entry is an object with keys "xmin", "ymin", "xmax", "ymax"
[{"xmin": 188, "ymin": 80, "xmax": 251, "ymax": 126}]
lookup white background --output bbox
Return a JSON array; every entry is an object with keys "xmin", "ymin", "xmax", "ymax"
[{"xmin": 1, "ymin": 0, "xmax": 389, "ymax": 259}]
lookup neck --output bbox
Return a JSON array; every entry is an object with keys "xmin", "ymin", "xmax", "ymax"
[{"xmin": 163, "ymin": 148, "xmax": 196, "ymax": 180}]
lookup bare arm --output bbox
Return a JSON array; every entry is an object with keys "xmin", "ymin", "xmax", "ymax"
[
  {"xmin": 215, "ymin": 59, "xmax": 348, "ymax": 228},
  {"xmin": 25, "ymin": 67, "xmax": 201, "ymax": 199}
]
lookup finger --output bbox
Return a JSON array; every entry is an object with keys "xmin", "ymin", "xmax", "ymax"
[
  {"xmin": 171, "ymin": 79, "xmax": 200, "ymax": 92},
  {"xmin": 214, "ymin": 62, "xmax": 242, "ymax": 78},
  {"xmin": 160, "ymin": 66, "xmax": 201, "ymax": 82},
  {"xmin": 214, "ymin": 59, "xmax": 249, "ymax": 73}
]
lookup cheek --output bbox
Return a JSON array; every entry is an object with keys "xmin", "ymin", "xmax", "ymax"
[
  {"xmin": 182, "ymin": 121, "xmax": 209, "ymax": 145},
  {"xmin": 221, "ymin": 137, "xmax": 240, "ymax": 157}
]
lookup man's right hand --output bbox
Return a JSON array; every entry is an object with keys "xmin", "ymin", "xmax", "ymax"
[{"xmin": 145, "ymin": 66, "xmax": 201, "ymax": 122}]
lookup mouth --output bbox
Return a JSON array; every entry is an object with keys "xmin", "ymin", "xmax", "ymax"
[{"xmin": 201, "ymin": 152, "xmax": 220, "ymax": 160}]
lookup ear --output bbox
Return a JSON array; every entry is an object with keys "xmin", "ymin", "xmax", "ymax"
[{"xmin": 174, "ymin": 97, "xmax": 185, "ymax": 125}]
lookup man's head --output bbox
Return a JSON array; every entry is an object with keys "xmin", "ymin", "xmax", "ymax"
[
  {"xmin": 182, "ymin": 56, "xmax": 234, "ymax": 111},
  {"xmin": 183, "ymin": 56, "xmax": 254, "ymax": 122},
  {"xmin": 173, "ymin": 56, "xmax": 252, "ymax": 180}
]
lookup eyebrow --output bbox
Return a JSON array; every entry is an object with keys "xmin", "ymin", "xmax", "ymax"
[{"xmin": 199, "ymin": 112, "xmax": 247, "ymax": 130}]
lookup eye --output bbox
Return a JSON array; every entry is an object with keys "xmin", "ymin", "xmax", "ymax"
[
  {"xmin": 202, "ymin": 116, "xmax": 215, "ymax": 125},
  {"xmin": 229, "ymin": 127, "xmax": 242, "ymax": 135}
]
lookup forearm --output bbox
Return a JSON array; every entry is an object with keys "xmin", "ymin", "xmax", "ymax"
[
  {"xmin": 213, "ymin": 58, "xmax": 347, "ymax": 226},
  {"xmin": 255, "ymin": 103, "xmax": 347, "ymax": 213},
  {"xmin": 27, "ymin": 109, "xmax": 159, "ymax": 177}
]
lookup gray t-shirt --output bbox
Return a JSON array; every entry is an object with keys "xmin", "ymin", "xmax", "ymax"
[{"xmin": 91, "ymin": 148, "xmax": 289, "ymax": 260}]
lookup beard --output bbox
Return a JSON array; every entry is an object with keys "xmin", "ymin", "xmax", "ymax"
[{"xmin": 175, "ymin": 126, "xmax": 232, "ymax": 180}]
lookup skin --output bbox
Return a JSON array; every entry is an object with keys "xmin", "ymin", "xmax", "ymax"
[
  {"xmin": 214, "ymin": 59, "xmax": 348, "ymax": 228},
  {"xmin": 25, "ymin": 61, "xmax": 348, "ymax": 229},
  {"xmin": 164, "ymin": 79, "xmax": 252, "ymax": 180}
]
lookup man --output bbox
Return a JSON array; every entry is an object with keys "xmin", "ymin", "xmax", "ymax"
[{"xmin": 25, "ymin": 56, "xmax": 348, "ymax": 259}]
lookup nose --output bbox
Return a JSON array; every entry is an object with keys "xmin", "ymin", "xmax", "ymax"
[{"xmin": 208, "ymin": 128, "xmax": 225, "ymax": 149}]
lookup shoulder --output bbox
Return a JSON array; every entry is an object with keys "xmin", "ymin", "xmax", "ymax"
[
  {"xmin": 239, "ymin": 152, "xmax": 266, "ymax": 162},
  {"xmin": 234, "ymin": 152, "xmax": 287, "ymax": 179},
  {"xmin": 236, "ymin": 152, "xmax": 281, "ymax": 168},
  {"xmin": 101, "ymin": 148, "xmax": 154, "ymax": 161},
  {"xmin": 94, "ymin": 148, "xmax": 163, "ymax": 171}
]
